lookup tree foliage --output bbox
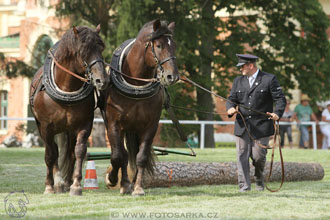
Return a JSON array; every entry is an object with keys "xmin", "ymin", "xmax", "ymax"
[
  {"xmin": 1, "ymin": 0, "xmax": 329, "ymax": 146},
  {"xmin": 54, "ymin": 0, "xmax": 119, "ymax": 59},
  {"xmin": 0, "ymin": 53, "xmax": 36, "ymax": 78}
]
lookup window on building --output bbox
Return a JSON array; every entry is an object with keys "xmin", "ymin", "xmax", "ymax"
[{"xmin": 0, "ymin": 90, "xmax": 8, "ymax": 130}]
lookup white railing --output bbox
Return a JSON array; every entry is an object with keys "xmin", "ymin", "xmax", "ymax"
[
  {"xmin": 1, "ymin": 117, "xmax": 329, "ymax": 150},
  {"xmin": 159, "ymin": 120, "xmax": 329, "ymax": 150}
]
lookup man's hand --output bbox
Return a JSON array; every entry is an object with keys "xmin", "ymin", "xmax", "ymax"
[
  {"xmin": 266, "ymin": 112, "xmax": 279, "ymax": 121},
  {"xmin": 227, "ymin": 107, "xmax": 237, "ymax": 116}
]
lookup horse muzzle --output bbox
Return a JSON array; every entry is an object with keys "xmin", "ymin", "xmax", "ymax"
[
  {"xmin": 93, "ymin": 77, "xmax": 109, "ymax": 91},
  {"xmin": 159, "ymin": 71, "xmax": 179, "ymax": 86}
]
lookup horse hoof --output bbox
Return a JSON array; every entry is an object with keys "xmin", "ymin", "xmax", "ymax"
[
  {"xmin": 64, "ymin": 183, "xmax": 71, "ymax": 192},
  {"xmin": 54, "ymin": 184, "xmax": 65, "ymax": 194},
  {"xmin": 120, "ymin": 184, "xmax": 132, "ymax": 195},
  {"xmin": 64, "ymin": 181, "xmax": 72, "ymax": 192},
  {"xmin": 105, "ymin": 173, "xmax": 117, "ymax": 188},
  {"xmin": 69, "ymin": 187, "xmax": 82, "ymax": 196},
  {"xmin": 132, "ymin": 187, "xmax": 145, "ymax": 196},
  {"xmin": 44, "ymin": 186, "xmax": 54, "ymax": 194}
]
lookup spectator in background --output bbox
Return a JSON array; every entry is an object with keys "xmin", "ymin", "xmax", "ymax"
[
  {"xmin": 279, "ymin": 100, "xmax": 293, "ymax": 148},
  {"xmin": 292, "ymin": 95, "xmax": 318, "ymax": 149},
  {"xmin": 320, "ymin": 101, "xmax": 330, "ymax": 150}
]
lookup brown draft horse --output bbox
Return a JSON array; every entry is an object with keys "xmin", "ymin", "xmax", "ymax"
[
  {"xmin": 102, "ymin": 19, "xmax": 179, "ymax": 196},
  {"xmin": 29, "ymin": 25, "xmax": 108, "ymax": 196}
]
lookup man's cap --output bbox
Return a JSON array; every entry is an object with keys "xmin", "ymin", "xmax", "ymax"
[
  {"xmin": 236, "ymin": 54, "xmax": 259, "ymax": 67},
  {"xmin": 326, "ymin": 100, "xmax": 330, "ymax": 106},
  {"xmin": 301, "ymin": 94, "xmax": 311, "ymax": 101}
]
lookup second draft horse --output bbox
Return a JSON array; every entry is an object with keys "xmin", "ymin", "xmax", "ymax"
[{"xmin": 103, "ymin": 19, "xmax": 179, "ymax": 196}]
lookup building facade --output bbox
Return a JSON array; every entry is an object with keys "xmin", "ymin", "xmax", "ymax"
[{"xmin": 0, "ymin": 0, "xmax": 68, "ymax": 142}]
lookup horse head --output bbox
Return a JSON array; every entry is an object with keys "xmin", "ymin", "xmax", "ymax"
[
  {"xmin": 141, "ymin": 19, "xmax": 179, "ymax": 87},
  {"xmin": 72, "ymin": 25, "xmax": 109, "ymax": 90}
]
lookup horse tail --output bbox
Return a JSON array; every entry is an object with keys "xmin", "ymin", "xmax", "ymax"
[
  {"xmin": 125, "ymin": 132, "xmax": 156, "ymax": 175},
  {"xmin": 56, "ymin": 132, "xmax": 74, "ymax": 182}
]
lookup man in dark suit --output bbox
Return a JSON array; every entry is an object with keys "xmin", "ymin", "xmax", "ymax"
[{"xmin": 226, "ymin": 54, "xmax": 286, "ymax": 192}]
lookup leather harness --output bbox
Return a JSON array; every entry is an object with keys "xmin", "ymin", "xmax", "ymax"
[
  {"xmin": 31, "ymin": 41, "xmax": 98, "ymax": 106},
  {"xmin": 109, "ymin": 38, "xmax": 161, "ymax": 99}
]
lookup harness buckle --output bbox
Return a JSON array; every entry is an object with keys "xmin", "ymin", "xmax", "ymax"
[{"xmin": 85, "ymin": 72, "xmax": 92, "ymax": 84}]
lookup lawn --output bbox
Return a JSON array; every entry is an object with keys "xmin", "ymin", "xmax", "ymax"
[{"xmin": 0, "ymin": 147, "xmax": 329, "ymax": 219}]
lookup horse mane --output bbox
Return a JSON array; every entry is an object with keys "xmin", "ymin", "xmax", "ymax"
[
  {"xmin": 56, "ymin": 26, "xmax": 105, "ymax": 63},
  {"xmin": 138, "ymin": 19, "xmax": 172, "ymax": 41}
]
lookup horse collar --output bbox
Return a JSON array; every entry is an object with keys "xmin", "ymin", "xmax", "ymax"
[
  {"xmin": 42, "ymin": 41, "xmax": 94, "ymax": 105},
  {"xmin": 109, "ymin": 39, "xmax": 161, "ymax": 99}
]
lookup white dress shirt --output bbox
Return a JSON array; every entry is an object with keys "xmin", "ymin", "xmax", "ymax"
[{"xmin": 248, "ymin": 69, "xmax": 259, "ymax": 88}]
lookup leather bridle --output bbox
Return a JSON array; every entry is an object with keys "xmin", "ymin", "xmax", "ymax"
[{"xmin": 145, "ymin": 33, "xmax": 176, "ymax": 83}]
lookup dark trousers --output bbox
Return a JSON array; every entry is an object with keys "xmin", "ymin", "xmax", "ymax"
[
  {"xmin": 279, "ymin": 125, "xmax": 292, "ymax": 147},
  {"xmin": 236, "ymin": 131, "xmax": 268, "ymax": 190}
]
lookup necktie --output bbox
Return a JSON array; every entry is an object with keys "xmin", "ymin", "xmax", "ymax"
[{"xmin": 249, "ymin": 76, "xmax": 254, "ymax": 88}]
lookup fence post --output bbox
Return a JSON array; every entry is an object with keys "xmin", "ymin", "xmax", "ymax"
[
  {"xmin": 312, "ymin": 122, "xmax": 317, "ymax": 150},
  {"xmin": 200, "ymin": 122, "xmax": 205, "ymax": 149}
]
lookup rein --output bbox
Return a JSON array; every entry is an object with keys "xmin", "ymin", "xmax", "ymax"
[
  {"xmin": 178, "ymin": 74, "xmax": 284, "ymax": 192},
  {"xmin": 181, "ymin": 75, "xmax": 269, "ymax": 117},
  {"xmin": 107, "ymin": 34, "xmax": 176, "ymax": 84},
  {"xmin": 48, "ymin": 50, "xmax": 89, "ymax": 83},
  {"xmin": 105, "ymin": 62, "xmax": 158, "ymax": 83},
  {"xmin": 48, "ymin": 49, "xmax": 103, "ymax": 84}
]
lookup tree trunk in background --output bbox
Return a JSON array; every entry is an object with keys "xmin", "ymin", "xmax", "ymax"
[{"xmin": 197, "ymin": 0, "xmax": 215, "ymax": 148}]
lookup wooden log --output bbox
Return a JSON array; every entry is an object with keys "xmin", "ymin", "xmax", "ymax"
[{"xmin": 105, "ymin": 162, "xmax": 324, "ymax": 188}]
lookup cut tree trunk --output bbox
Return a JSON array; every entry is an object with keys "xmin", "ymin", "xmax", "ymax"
[{"xmin": 104, "ymin": 161, "xmax": 324, "ymax": 189}]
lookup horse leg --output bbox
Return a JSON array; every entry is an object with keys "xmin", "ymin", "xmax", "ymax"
[
  {"xmin": 119, "ymin": 153, "xmax": 132, "ymax": 194},
  {"xmin": 130, "ymin": 122, "xmax": 159, "ymax": 196},
  {"xmin": 132, "ymin": 147, "xmax": 148, "ymax": 196},
  {"xmin": 55, "ymin": 132, "xmax": 75, "ymax": 193},
  {"xmin": 105, "ymin": 124, "xmax": 131, "ymax": 194},
  {"xmin": 69, "ymin": 129, "xmax": 90, "ymax": 196},
  {"xmin": 132, "ymin": 135, "xmax": 155, "ymax": 196},
  {"xmin": 39, "ymin": 126, "xmax": 65, "ymax": 194},
  {"xmin": 64, "ymin": 150, "xmax": 75, "ymax": 192},
  {"xmin": 63, "ymin": 135, "xmax": 76, "ymax": 192},
  {"xmin": 44, "ymin": 145, "xmax": 56, "ymax": 194}
]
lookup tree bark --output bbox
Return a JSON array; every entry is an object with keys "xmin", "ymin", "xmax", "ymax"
[
  {"xmin": 196, "ymin": 0, "xmax": 215, "ymax": 148},
  {"xmin": 141, "ymin": 162, "xmax": 324, "ymax": 188},
  {"xmin": 104, "ymin": 161, "xmax": 324, "ymax": 189}
]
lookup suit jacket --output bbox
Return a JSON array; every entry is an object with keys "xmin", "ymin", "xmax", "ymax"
[{"xmin": 226, "ymin": 70, "xmax": 286, "ymax": 138}]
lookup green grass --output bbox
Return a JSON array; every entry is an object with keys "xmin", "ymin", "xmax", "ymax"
[{"xmin": 0, "ymin": 147, "xmax": 330, "ymax": 219}]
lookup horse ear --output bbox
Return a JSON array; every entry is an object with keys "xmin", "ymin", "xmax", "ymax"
[
  {"xmin": 73, "ymin": 26, "xmax": 79, "ymax": 38},
  {"xmin": 95, "ymin": 24, "xmax": 101, "ymax": 33},
  {"xmin": 168, "ymin": 22, "xmax": 175, "ymax": 34},
  {"xmin": 153, "ymin": 19, "xmax": 161, "ymax": 32}
]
